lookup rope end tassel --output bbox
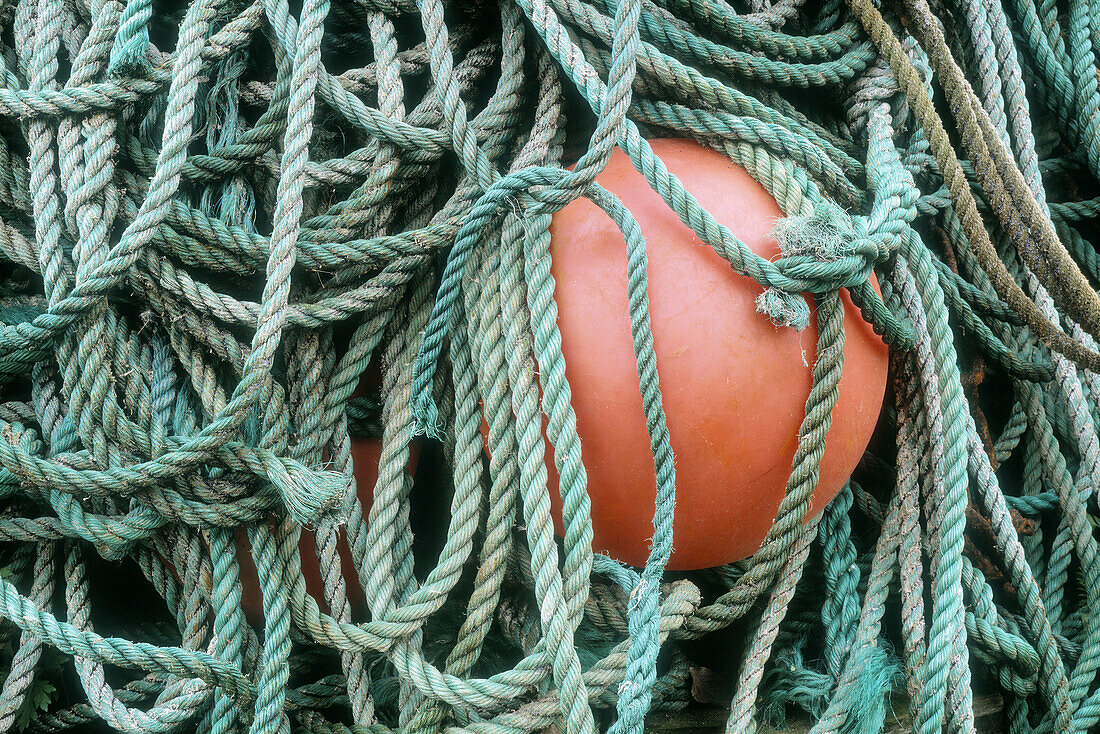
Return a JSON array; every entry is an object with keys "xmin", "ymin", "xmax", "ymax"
[
  {"xmin": 268, "ymin": 457, "xmax": 351, "ymax": 527},
  {"xmin": 106, "ymin": 0, "xmax": 155, "ymax": 77},
  {"xmin": 411, "ymin": 390, "xmax": 446, "ymax": 440}
]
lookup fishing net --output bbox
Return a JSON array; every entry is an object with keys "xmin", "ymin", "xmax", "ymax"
[{"xmin": 1, "ymin": 0, "xmax": 1099, "ymax": 731}]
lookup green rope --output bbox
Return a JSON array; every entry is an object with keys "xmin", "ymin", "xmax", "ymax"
[{"xmin": 2, "ymin": 0, "xmax": 1100, "ymax": 732}]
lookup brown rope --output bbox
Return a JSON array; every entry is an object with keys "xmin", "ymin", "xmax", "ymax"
[{"xmin": 844, "ymin": 0, "xmax": 1100, "ymax": 370}]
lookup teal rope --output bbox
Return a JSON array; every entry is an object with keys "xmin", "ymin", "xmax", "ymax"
[
  {"xmin": 107, "ymin": 0, "xmax": 155, "ymax": 76},
  {"xmin": 3, "ymin": 0, "xmax": 1100, "ymax": 731},
  {"xmin": 573, "ymin": 184, "xmax": 675, "ymax": 734}
]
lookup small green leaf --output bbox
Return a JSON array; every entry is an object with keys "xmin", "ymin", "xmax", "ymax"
[{"xmin": 15, "ymin": 679, "xmax": 56, "ymax": 731}]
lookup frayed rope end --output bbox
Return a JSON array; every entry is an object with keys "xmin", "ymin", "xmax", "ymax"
[
  {"xmin": 759, "ymin": 642, "xmax": 831, "ymax": 727},
  {"xmin": 106, "ymin": 37, "xmax": 151, "ymax": 78},
  {"xmin": 271, "ymin": 458, "xmax": 351, "ymax": 527},
  {"xmin": 772, "ymin": 202, "xmax": 856, "ymax": 260},
  {"xmin": 412, "ymin": 392, "xmax": 446, "ymax": 440},
  {"xmin": 756, "ymin": 288, "xmax": 811, "ymax": 331},
  {"xmin": 839, "ymin": 644, "xmax": 904, "ymax": 734},
  {"xmin": 106, "ymin": 53, "xmax": 149, "ymax": 78},
  {"xmin": 758, "ymin": 203, "xmax": 858, "ymax": 330},
  {"xmin": 108, "ymin": 0, "xmax": 154, "ymax": 77}
]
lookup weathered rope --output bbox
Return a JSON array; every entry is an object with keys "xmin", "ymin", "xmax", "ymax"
[{"xmin": 1, "ymin": 0, "xmax": 1100, "ymax": 732}]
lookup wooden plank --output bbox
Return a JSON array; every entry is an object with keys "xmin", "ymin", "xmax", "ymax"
[{"xmin": 644, "ymin": 693, "xmax": 1004, "ymax": 733}]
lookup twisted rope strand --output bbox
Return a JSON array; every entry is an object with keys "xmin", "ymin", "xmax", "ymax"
[{"xmin": 0, "ymin": 0, "xmax": 1098, "ymax": 732}]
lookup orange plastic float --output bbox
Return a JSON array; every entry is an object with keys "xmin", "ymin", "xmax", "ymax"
[{"xmin": 543, "ymin": 139, "xmax": 888, "ymax": 569}]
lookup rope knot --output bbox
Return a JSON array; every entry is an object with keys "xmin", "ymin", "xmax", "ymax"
[{"xmin": 755, "ymin": 204, "xmax": 881, "ymax": 330}]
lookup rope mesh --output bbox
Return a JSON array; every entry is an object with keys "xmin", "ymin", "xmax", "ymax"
[{"xmin": 0, "ymin": 0, "xmax": 1098, "ymax": 732}]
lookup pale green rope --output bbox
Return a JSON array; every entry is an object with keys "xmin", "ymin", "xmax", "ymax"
[{"xmin": 2, "ymin": 0, "xmax": 1100, "ymax": 732}]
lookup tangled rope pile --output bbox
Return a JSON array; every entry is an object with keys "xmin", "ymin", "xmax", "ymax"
[{"xmin": 1, "ymin": 0, "xmax": 1100, "ymax": 731}]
